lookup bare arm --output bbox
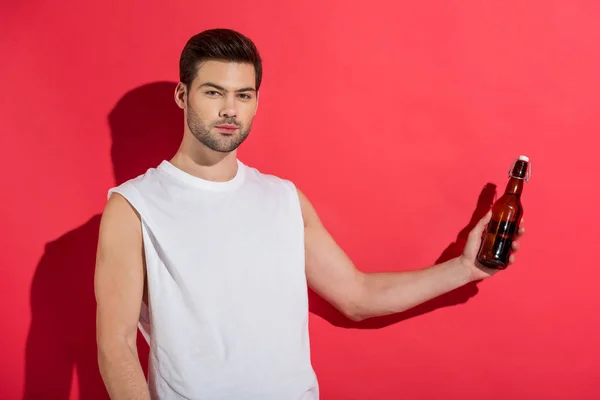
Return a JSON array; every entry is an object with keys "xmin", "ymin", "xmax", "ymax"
[
  {"xmin": 299, "ymin": 188, "xmax": 523, "ymax": 321},
  {"xmin": 94, "ymin": 193, "xmax": 150, "ymax": 399}
]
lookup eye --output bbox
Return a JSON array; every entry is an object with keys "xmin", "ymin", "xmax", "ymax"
[
  {"xmin": 205, "ymin": 90, "xmax": 222, "ymax": 97},
  {"xmin": 238, "ymin": 93, "xmax": 253, "ymax": 100}
]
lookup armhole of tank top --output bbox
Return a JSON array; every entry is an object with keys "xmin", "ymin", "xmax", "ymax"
[
  {"xmin": 282, "ymin": 179, "xmax": 305, "ymax": 231},
  {"xmin": 107, "ymin": 186, "xmax": 147, "ymax": 233},
  {"xmin": 107, "ymin": 185, "xmax": 150, "ymax": 269}
]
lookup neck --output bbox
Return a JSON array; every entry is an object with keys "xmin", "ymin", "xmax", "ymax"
[
  {"xmin": 505, "ymin": 177, "xmax": 524, "ymax": 196},
  {"xmin": 170, "ymin": 135, "xmax": 239, "ymax": 182}
]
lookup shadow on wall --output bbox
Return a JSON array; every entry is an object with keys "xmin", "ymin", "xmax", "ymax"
[
  {"xmin": 23, "ymin": 82, "xmax": 182, "ymax": 399},
  {"xmin": 308, "ymin": 182, "xmax": 497, "ymax": 329},
  {"xmin": 23, "ymin": 79, "xmax": 498, "ymax": 397}
]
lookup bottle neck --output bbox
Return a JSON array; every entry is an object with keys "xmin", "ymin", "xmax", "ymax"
[{"xmin": 505, "ymin": 177, "xmax": 524, "ymax": 196}]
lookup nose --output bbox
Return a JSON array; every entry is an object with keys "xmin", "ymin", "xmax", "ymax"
[{"xmin": 219, "ymin": 95, "xmax": 237, "ymax": 119}]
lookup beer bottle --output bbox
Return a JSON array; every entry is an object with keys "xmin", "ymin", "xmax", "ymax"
[{"xmin": 476, "ymin": 155, "xmax": 531, "ymax": 269}]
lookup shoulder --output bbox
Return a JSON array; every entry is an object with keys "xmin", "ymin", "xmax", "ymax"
[
  {"xmin": 101, "ymin": 165, "xmax": 166, "ymax": 235},
  {"xmin": 98, "ymin": 191, "xmax": 143, "ymax": 262},
  {"xmin": 295, "ymin": 186, "xmax": 321, "ymax": 228},
  {"xmin": 107, "ymin": 166, "xmax": 161, "ymax": 198},
  {"xmin": 240, "ymin": 161, "xmax": 319, "ymax": 227},
  {"xmin": 102, "ymin": 172, "xmax": 151, "ymax": 229},
  {"xmin": 242, "ymin": 162, "xmax": 297, "ymax": 193},
  {"xmin": 105, "ymin": 164, "xmax": 166, "ymax": 214}
]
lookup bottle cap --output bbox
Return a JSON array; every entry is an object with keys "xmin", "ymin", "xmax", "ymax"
[{"xmin": 509, "ymin": 155, "xmax": 531, "ymax": 182}]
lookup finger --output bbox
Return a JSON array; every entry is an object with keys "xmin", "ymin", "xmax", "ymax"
[
  {"xmin": 470, "ymin": 210, "xmax": 492, "ymax": 240},
  {"xmin": 516, "ymin": 225, "xmax": 525, "ymax": 238},
  {"xmin": 465, "ymin": 210, "xmax": 492, "ymax": 255},
  {"xmin": 509, "ymin": 254, "xmax": 515, "ymax": 264},
  {"xmin": 512, "ymin": 241, "xmax": 520, "ymax": 252},
  {"xmin": 476, "ymin": 210, "xmax": 492, "ymax": 232}
]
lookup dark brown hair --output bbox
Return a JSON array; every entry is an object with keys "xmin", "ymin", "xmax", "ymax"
[{"xmin": 179, "ymin": 29, "xmax": 263, "ymax": 91}]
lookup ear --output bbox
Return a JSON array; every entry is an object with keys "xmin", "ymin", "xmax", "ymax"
[{"xmin": 174, "ymin": 82, "xmax": 186, "ymax": 110}]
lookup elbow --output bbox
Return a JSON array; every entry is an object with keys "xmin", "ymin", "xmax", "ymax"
[
  {"xmin": 345, "ymin": 311, "xmax": 366, "ymax": 322},
  {"xmin": 341, "ymin": 302, "xmax": 368, "ymax": 322},
  {"xmin": 341, "ymin": 276, "xmax": 370, "ymax": 322}
]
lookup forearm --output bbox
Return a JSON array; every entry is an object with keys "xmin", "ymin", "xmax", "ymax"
[
  {"xmin": 98, "ymin": 342, "xmax": 150, "ymax": 400},
  {"xmin": 355, "ymin": 257, "xmax": 472, "ymax": 320}
]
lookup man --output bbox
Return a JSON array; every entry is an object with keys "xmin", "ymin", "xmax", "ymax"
[{"xmin": 94, "ymin": 29, "xmax": 524, "ymax": 399}]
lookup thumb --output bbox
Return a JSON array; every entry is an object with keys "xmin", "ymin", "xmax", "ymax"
[
  {"xmin": 468, "ymin": 210, "xmax": 492, "ymax": 242},
  {"xmin": 464, "ymin": 210, "xmax": 492, "ymax": 257}
]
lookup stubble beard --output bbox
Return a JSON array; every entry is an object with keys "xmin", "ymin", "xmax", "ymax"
[{"xmin": 186, "ymin": 106, "xmax": 252, "ymax": 153}]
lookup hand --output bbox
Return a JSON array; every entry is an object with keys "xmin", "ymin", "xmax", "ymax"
[{"xmin": 459, "ymin": 210, "xmax": 525, "ymax": 281}]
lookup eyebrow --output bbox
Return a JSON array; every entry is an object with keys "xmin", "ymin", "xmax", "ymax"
[{"xmin": 198, "ymin": 82, "xmax": 257, "ymax": 93}]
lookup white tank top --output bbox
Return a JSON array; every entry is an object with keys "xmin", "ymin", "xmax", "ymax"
[{"xmin": 107, "ymin": 158, "xmax": 319, "ymax": 399}]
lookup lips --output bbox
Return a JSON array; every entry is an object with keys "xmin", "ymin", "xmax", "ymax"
[{"xmin": 215, "ymin": 124, "xmax": 239, "ymax": 134}]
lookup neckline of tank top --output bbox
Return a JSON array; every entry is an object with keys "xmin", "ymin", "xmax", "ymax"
[{"xmin": 156, "ymin": 159, "xmax": 246, "ymax": 192}]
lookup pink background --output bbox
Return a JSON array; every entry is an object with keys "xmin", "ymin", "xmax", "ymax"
[{"xmin": 2, "ymin": 1, "xmax": 599, "ymax": 398}]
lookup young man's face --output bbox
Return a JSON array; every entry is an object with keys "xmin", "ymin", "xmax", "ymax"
[{"xmin": 176, "ymin": 60, "xmax": 258, "ymax": 153}]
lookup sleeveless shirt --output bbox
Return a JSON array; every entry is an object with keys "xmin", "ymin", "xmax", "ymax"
[{"xmin": 107, "ymin": 159, "xmax": 319, "ymax": 399}]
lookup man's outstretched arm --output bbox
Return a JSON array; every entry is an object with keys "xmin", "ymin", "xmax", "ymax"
[{"xmin": 298, "ymin": 188, "xmax": 524, "ymax": 321}]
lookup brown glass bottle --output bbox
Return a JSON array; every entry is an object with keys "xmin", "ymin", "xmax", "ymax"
[{"xmin": 476, "ymin": 155, "xmax": 530, "ymax": 269}]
